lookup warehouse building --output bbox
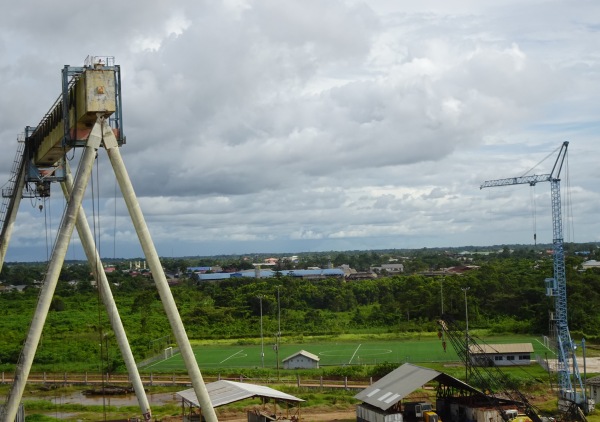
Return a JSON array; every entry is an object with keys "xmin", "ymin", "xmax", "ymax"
[{"xmin": 469, "ymin": 343, "xmax": 534, "ymax": 366}]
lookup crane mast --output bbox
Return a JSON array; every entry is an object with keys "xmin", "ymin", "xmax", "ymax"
[
  {"xmin": 480, "ymin": 141, "xmax": 594, "ymax": 413},
  {"xmin": 480, "ymin": 142, "xmax": 592, "ymax": 415}
]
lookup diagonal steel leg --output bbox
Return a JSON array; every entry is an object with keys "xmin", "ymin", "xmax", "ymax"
[
  {"xmin": 102, "ymin": 122, "xmax": 218, "ymax": 421},
  {"xmin": 1, "ymin": 117, "xmax": 104, "ymax": 422},
  {"xmin": 61, "ymin": 162, "xmax": 152, "ymax": 420}
]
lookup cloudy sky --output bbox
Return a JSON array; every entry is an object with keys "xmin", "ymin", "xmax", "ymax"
[{"xmin": 1, "ymin": 0, "xmax": 599, "ymax": 262}]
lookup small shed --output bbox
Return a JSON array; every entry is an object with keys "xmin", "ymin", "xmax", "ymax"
[
  {"xmin": 355, "ymin": 363, "xmax": 483, "ymax": 422},
  {"xmin": 282, "ymin": 350, "xmax": 320, "ymax": 369},
  {"xmin": 177, "ymin": 380, "xmax": 304, "ymax": 421},
  {"xmin": 469, "ymin": 343, "xmax": 534, "ymax": 366},
  {"xmin": 585, "ymin": 375, "xmax": 600, "ymax": 406}
]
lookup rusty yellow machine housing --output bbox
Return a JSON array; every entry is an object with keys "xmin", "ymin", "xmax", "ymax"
[{"xmin": 25, "ymin": 56, "xmax": 124, "ymax": 187}]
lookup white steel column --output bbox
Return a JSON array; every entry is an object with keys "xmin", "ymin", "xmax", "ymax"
[
  {"xmin": 0, "ymin": 165, "xmax": 26, "ymax": 270},
  {"xmin": 60, "ymin": 163, "xmax": 152, "ymax": 421},
  {"xmin": 1, "ymin": 118, "xmax": 103, "ymax": 422},
  {"xmin": 103, "ymin": 132, "xmax": 217, "ymax": 421}
]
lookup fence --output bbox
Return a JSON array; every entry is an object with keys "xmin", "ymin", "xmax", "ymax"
[{"xmin": 0, "ymin": 371, "xmax": 371, "ymax": 391}]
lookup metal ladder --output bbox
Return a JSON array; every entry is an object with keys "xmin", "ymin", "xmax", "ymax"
[{"xmin": 0, "ymin": 134, "xmax": 26, "ymax": 240}]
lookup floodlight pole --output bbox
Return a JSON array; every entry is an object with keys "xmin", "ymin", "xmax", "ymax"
[
  {"xmin": 462, "ymin": 286, "xmax": 470, "ymax": 381},
  {"xmin": 276, "ymin": 285, "xmax": 281, "ymax": 380},
  {"xmin": 440, "ymin": 277, "xmax": 445, "ymax": 315},
  {"xmin": 258, "ymin": 295, "xmax": 264, "ymax": 368}
]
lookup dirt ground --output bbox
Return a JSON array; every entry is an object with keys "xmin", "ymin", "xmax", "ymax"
[
  {"xmin": 163, "ymin": 408, "xmax": 357, "ymax": 422},
  {"xmin": 547, "ymin": 356, "xmax": 600, "ymax": 372},
  {"xmin": 218, "ymin": 409, "xmax": 356, "ymax": 422}
]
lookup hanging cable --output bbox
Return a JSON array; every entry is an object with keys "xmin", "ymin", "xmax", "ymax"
[
  {"xmin": 564, "ymin": 151, "xmax": 574, "ymax": 244},
  {"xmin": 521, "ymin": 143, "xmax": 562, "ymax": 177},
  {"xmin": 113, "ymin": 177, "xmax": 117, "ymax": 259},
  {"xmin": 43, "ymin": 198, "xmax": 50, "ymax": 262},
  {"xmin": 530, "ymin": 185, "xmax": 537, "ymax": 246},
  {"xmin": 90, "ymin": 152, "xmax": 108, "ymax": 421}
]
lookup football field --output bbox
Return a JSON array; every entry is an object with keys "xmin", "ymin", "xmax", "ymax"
[{"xmin": 140, "ymin": 335, "xmax": 550, "ymax": 372}]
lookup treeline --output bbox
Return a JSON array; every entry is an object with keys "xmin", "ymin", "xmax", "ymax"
[{"xmin": 1, "ymin": 247, "xmax": 600, "ymax": 372}]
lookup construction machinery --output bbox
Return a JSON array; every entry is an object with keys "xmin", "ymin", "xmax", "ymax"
[
  {"xmin": 403, "ymin": 402, "xmax": 441, "ymax": 422},
  {"xmin": 480, "ymin": 142, "xmax": 594, "ymax": 417},
  {"xmin": 438, "ymin": 316, "xmax": 543, "ymax": 422},
  {"xmin": 0, "ymin": 57, "xmax": 217, "ymax": 422}
]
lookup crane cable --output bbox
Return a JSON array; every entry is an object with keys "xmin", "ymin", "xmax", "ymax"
[
  {"xmin": 564, "ymin": 151, "xmax": 574, "ymax": 244},
  {"xmin": 521, "ymin": 143, "xmax": 562, "ymax": 177},
  {"xmin": 530, "ymin": 185, "xmax": 537, "ymax": 246},
  {"xmin": 113, "ymin": 178, "xmax": 117, "ymax": 259},
  {"xmin": 43, "ymin": 197, "xmax": 50, "ymax": 262},
  {"xmin": 90, "ymin": 152, "xmax": 108, "ymax": 421}
]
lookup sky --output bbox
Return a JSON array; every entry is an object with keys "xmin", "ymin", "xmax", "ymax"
[{"xmin": 1, "ymin": 0, "xmax": 599, "ymax": 262}]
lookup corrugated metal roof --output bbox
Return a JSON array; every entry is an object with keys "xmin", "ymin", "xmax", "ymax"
[
  {"xmin": 197, "ymin": 273, "xmax": 232, "ymax": 280},
  {"xmin": 282, "ymin": 350, "xmax": 320, "ymax": 362},
  {"xmin": 355, "ymin": 363, "xmax": 482, "ymax": 412},
  {"xmin": 470, "ymin": 343, "xmax": 534, "ymax": 354},
  {"xmin": 177, "ymin": 380, "xmax": 304, "ymax": 408}
]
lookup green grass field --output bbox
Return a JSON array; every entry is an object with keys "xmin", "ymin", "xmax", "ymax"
[{"xmin": 140, "ymin": 334, "xmax": 552, "ymax": 372}]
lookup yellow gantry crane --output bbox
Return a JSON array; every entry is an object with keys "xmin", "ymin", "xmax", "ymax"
[{"xmin": 0, "ymin": 57, "xmax": 218, "ymax": 422}]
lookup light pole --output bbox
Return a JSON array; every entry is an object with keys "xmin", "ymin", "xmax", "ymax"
[
  {"xmin": 276, "ymin": 286, "xmax": 281, "ymax": 379},
  {"xmin": 258, "ymin": 295, "xmax": 264, "ymax": 368},
  {"xmin": 461, "ymin": 286, "xmax": 470, "ymax": 381},
  {"xmin": 440, "ymin": 278, "xmax": 445, "ymax": 315}
]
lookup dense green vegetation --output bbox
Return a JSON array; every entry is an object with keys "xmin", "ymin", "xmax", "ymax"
[{"xmin": 1, "ymin": 244, "xmax": 600, "ymax": 373}]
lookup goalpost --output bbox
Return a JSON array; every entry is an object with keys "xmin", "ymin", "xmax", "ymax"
[{"xmin": 164, "ymin": 346, "xmax": 174, "ymax": 359}]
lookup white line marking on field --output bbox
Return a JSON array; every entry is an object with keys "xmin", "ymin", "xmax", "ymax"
[
  {"xmin": 349, "ymin": 344, "xmax": 362, "ymax": 364},
  {"xmin": 220, "ymin": 349, "xmax": 244, "ymax": 364}
]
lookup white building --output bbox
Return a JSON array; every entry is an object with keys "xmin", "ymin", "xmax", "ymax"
[
  {"xmin": 582, "ymin": 260, "xmax": 600, "ymax": 270},
  {"xmin": 370, "ymin": 263, "xmax": 404, "ymax": 274},
  {"xmin": 282, "ymin": 350, "xmax": 320, "ymax": 369},
  {"xmin": 469, "ymin": 343, "xmax": 534, "ymax": 366}
]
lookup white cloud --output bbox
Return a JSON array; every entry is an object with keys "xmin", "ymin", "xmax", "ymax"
[{"xmin": 1, "ymin": 0, "xmax": 600, "ymax": 261}]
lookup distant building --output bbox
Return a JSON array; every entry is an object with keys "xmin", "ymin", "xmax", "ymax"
[
  {"xmin": 370, "ymin": 263, "xmax": 404, "ymax": 274},
  {"xmin": 582, "ymin": 260, "xmax": 600, "ymax": 270},
  {"xmin": 469, "ymin": 343, "xmax": 533, "ymax": 366},
  {"xmin": 282, "ymin": 350, "xmax": 320, "ymax": 369},
  {"xmin": 187, "ymin": 266, "xmax": 222, "ymax": 274},
  {"xmin": 346, "ymin": 272, "xmax": 377, "ymax": 281},
  {"xmin": 196, "ymin": 268, "xmax": 345, "ymax": 281}
]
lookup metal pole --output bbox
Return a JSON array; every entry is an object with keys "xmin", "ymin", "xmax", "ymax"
[
  {"xmin": 60, "ymin": 163, "xmax": 152, "ymax": 420},
  {"xmin": 103, "ymin": 132, "xmax": 217, "ymax": 422},
  {"xmin": 259, "ymin": 295, "xmax": 264, "ymax": 368},
  {"xmin": 462, "ymin": 287, "xmax": 470, "ymax": 381},
  {"xmin": 2, "ymin": 119, "xmax": 103, "ymax": 422},
  {"xmin": 440, "ymin": 278, "xmax": 444, "ymax": 315},
  {"xmin": 583, "ymin": 338, "xmax": 588, "ymax": 409},
  {"xmin": 276, "ymin": 286, "xmax": 281, "ymax": 380}
]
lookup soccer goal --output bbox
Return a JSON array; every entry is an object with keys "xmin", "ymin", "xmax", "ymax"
[{"xmin": 164, "ymin": 346, "xmax": 174, "ymax": 359}]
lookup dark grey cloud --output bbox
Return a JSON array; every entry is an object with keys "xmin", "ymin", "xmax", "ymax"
[{"xmin": 2, "ymin": 0, "xmax": 600, "ymax": 260}]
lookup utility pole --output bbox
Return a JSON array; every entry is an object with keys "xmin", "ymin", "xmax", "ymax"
[
  {"xmin": 258, "ymin": 295, "xmax": 264, "ymax": 368},
  {"xmin": 276, "ymin": 286, "xmax": 281, "ymax": 380},
  {"xmin": 462, "ymin": 286, "xmax": 470, "ymax": 381},
  {"xmin": 440, "ymin": 278, "xmax": 445, "ymax": 315}
]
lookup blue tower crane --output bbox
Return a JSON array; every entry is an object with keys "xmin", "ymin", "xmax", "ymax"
[{"xmin": 480, "ymin": 141, "xmax": 593, "ymax": 415}]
